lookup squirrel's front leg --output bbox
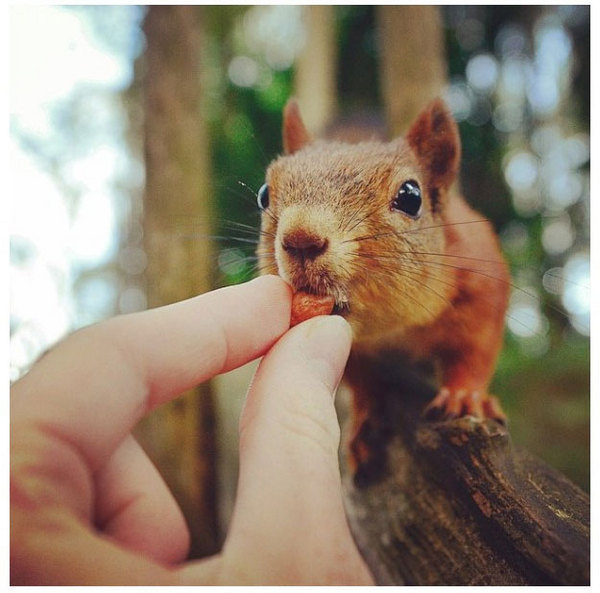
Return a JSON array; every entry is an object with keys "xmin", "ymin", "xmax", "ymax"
[
  {"xmin": 424, "ymin": 335, "xmax": 507, "ymax": 424},
  {"xmin": 422, "ymin": 256, "xmax": 509, "ymax": 425},
  {"xmin": 423, "ymin": 369, "xmax": 506, "ymax": 423}
]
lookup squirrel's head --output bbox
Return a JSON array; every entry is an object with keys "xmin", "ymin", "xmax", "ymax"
[{"xmin": 257, "ymin": 98, "xmax": 462, "ymax": 343}]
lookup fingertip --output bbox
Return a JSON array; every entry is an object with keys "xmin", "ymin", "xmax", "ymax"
[
  {"xmin": 324, "ymin": 313, "xmax": 353, "ymax": 342},
  {"xmin": 291, "ymin": 315, "xmax": 353, "ymax": 393},
  {"xmin": 248, "ymin": 274, "xmax": 293, "ymax": 325},
  {"xmin": 250, "ymin": 274, "xmax": 293, "ymax": 301}
]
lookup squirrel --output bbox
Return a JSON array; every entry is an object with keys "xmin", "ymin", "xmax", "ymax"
[{"xmin": 255, "ymin": 98, "xmax": 510, "ymax": 482}]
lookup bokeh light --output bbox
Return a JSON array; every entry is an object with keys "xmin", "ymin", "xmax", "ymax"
[
  {"xmin": 561, "ymin": 253, "xmax": 590, "ymax": 335},
  {"xmin": 465, "ymin": 53, "xmax": 499, "ymax": 93}
]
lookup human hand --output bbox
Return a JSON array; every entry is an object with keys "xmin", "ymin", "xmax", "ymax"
[{"xmin": 10, "ymin": 276, "xmax": 373, "ymax": 585}]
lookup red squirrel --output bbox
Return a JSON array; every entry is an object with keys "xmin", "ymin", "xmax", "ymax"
[{"xmin": 256, "ymin": 98, "xmax": 509, "ymax": 480}]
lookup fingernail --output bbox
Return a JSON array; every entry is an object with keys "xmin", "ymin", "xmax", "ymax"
[{"xmin": 298, "ymin": 316, "xmax": 353, "ymax": 393}]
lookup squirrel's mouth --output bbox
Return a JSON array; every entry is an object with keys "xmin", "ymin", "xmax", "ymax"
[{"xmin": 332, "ymin": 301, "xmax": 349, "ymax": 317}]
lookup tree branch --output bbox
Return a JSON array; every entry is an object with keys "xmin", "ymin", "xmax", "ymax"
[{"xmin": 341, "ymin": 363, "xmax": 589, "ymax": 585}]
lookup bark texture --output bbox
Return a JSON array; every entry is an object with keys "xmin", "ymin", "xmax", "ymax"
[{"xmin": 341, "ymin": 359, "xmax": 590, "ymax": 585}]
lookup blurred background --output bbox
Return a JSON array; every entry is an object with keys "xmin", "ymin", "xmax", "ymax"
[{"xmin": 10, "ymin": 5, "xmax": 589, "ymax": 557}]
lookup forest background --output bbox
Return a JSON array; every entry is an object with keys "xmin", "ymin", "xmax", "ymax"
[{"xmin": 9, "ymin": 5, "xmax": 590, "ymax": 557}]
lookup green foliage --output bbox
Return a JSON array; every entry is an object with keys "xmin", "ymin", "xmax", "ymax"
[
  {"xmin": 336, "ymin": 6, "xmax": 381, "ymax": 110},
  {"xmin": 204, "ymin": 6, "xmax": 295, "ymax": 285}
]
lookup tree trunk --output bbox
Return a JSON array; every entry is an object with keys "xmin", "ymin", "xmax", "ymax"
[
  {"xmin": 138, "ymin": 5, "xmax": 218, "ymax": 558},
  {"xmin": 340, "ymin": 358, "xmax": 590, "ymax": 585},
  {"xmin": 294, "ymin": 5, "xmax": 338, "ymax": 135},
  {"xmin": 376, "ymin": 6, "xmax": 447, "ymax": 135}
]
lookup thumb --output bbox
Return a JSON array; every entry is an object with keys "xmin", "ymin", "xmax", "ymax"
[{"xmin": 222, "ymin": 315, "xmax": 372, "ymax": 585}]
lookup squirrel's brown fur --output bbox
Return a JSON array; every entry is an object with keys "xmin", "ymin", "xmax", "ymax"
[{"xmin": 257, "ymin": 99, "xmax": 509, "ymax": 481}]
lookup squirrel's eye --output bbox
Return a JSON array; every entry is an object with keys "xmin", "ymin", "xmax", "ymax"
[
  {"xmin": 257, "ymin": 184, "xmax": 270, "ymax": 210},
  {"xmin": 391, "ymin": 180, "xmax": 422, "ymax": 218}
]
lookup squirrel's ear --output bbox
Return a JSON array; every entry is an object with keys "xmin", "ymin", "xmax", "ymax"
[
  {"xmin": 283, "ymin": 99, "xmax": 311, "ymax": 154},
  {"xmin": 406, "ymin": 99, "xmax": 460, "ymax": 191}
]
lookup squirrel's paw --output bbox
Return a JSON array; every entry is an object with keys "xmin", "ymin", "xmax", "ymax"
[{"xmin": 423, "ymin": 387, "xmax": 507, "ymax": 424}]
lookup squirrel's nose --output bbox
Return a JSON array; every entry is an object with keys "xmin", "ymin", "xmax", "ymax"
[{"xmin": 282, "ymin": 229, "xmax": 329, "ymax": 261}]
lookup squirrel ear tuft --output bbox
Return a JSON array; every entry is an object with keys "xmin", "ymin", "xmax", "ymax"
[
  {"xmin": 283, "ymin": 99, "xmax": 311, "ymax": 154},
  {"xmin": 406, "ymin": 99, "xmax": 461, "ymax": 191}
]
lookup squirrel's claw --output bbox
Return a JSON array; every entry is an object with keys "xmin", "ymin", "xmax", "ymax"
[{"xmin": 424, "ymin": 387, "xmax": 507, "ymax": 424}]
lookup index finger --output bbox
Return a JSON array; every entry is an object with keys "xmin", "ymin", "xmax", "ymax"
[{"xmin": 11, "ymin": 275, "xmax": 292, "ymax": 472}]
